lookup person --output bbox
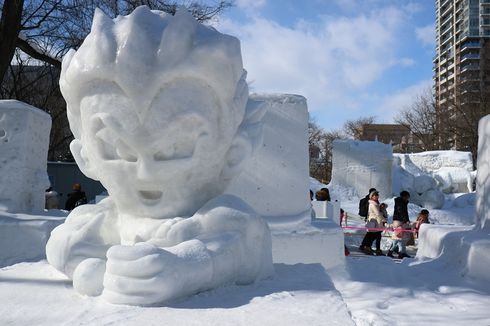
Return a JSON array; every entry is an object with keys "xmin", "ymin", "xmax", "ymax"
[
  {"xmin": 320, "ymin": 188, "xmax": 331, "ymax": 201},
  {"xmin": 359, "ymin": 190, "xmax": 386, "ymax": 256},
  {"xmin": 359, "ymin": 188, "xmax": 376, "ymax": 222},
  {"xmin": 374, "ymin": 202, "xmax": 389, "ymax": 253},
  {"xmin": 414, "ymin": 209, "xmax": 430, "ymax": 238},
  {"xmin": 393, "ymin": 190, "xmax": 410, "ymax": 223},
  {"xmin": 64, "ymin": 183, "xmax": 87, "ymax": 211},
  {"xmin": 45, "ymin": 187, "xmax": 59, "ymax": 209},
  {"xmin": 386, "ymin": 220, "xmax": 411, "ymax": 259},
  {"xmin": 315, "ymin": 189, "xmax": 329, "ymax": 201}
]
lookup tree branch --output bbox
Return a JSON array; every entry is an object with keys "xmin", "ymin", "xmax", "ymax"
[{"xmin": 16, "ymin": 37, "xmax": 61, "ymax": 69}]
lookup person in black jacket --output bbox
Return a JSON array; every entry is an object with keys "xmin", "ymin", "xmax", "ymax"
[
  {"xmin": 65, "ymin": 183, "xmax": 87, "ymax": 211},
  {"xmin": 393, "ymin": 190, "xmax": 410, "ymax": 223},
  {"xmin": 358, "ymin": 188, "xmax": 376, "ymax": 221}
]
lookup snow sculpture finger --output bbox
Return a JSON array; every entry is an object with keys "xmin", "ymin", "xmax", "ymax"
[{"xmin": 46, "ymin": 6, "xmax": 273, "ymax": 306}]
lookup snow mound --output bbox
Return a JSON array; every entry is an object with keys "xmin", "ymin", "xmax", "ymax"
[
  {"xmin": 227, "ymin": 94, "xmax": 310, "ymax": 219},
  {"xmin": 330, "ymin": 140, "xmax": 393, "ymax": 199},
  {"xmin": 0, "ymin": 211, "xmax": 66, "ymax": 268},
  {"xmin": 0, "ymin": 100, "xmax": 51, "ymax": 213}
]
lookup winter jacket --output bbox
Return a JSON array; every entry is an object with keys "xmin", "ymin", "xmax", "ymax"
[
  {"xmin": 366, "ymin": 200, "xmax": 386, "ymax": 231},
  {"xmin": 393, "ymin": 197, "xmax": 409, "ymax": 223},
  {"xmin": 65, "ymin": 191, "xmax": 87, "ymax": 211},
  {"xmin": 391, "ymin": 220, "xmax": 403, "ymax": 240}
]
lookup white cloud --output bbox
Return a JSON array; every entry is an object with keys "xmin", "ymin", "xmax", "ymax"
[
  {"xmin": 377, "ymin": 79, "xmax": 433, "ymax": 122},
  {"xmin": 416, "ymin": 23, "xmax": 436, "ymax": 47},
  {"xmin": 235, "ymin": 0, "xmax": 267, "ymax": 11},
  {"xmin": 218, "ymin": 5, "xmax": 411, "ymax": 114}
]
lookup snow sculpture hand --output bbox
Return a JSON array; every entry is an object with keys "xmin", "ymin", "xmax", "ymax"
[{"xmin": 102, "ymin": 241, "xmax": 212, "ymax": 306}]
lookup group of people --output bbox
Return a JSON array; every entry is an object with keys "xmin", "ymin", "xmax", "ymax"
[
  {"xmin": 358, "ymin": 188, "xmax": 430, "ymax": 259},
  {"xmin": 44, "ymin": 183, "xmax": 88, "ymax": 211}
]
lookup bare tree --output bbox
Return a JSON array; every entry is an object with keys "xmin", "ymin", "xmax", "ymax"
[
  {"xmin": 308, "ymin": 118, "xmax": 345, "ymax": 183},
  {"xmin": 395, "ymin": 88, "xmax": 438, "ymax": 151},
  {"xmin": 343, "ymin": 116, "xmax": 376, "ymax": 140}
]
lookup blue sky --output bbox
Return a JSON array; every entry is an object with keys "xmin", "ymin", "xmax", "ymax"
[{"xmin": 215, "ymin": 0, "xmax": 436, "ymax": 130}]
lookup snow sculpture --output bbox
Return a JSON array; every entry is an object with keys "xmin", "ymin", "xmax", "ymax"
[
  {"xmin": 226, "ymin": 94, "xmax": 310, "ymax": 219},
  {"xmin": 433, "ymin": 167, "xmax": 474, "ymax": 193},
  {"xmin": 46, "ymin": 6, "xmax": 273, "ymax": 306},
  {"xmin": 393, "ymin": 151, "xmax": 475, "ymax": 194},
  {"xmin": 408, "ymin": 175, "xmax": 444, "ymax": 209},
  {"xmin": 476, "ymin": 114, "xmax": 490, "ymax": 230},
  {"xmin": 0, "ymin": 100, "xmax": 51, "ymax": 213},
  {"xmin": 330, "ymin": 140, "xmax": 393, "ymax": 199}
]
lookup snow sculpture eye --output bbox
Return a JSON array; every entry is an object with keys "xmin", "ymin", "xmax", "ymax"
[
  {"xmin": 93, "ymin": 117, "xmax": 138, "ymax": 162},
  {"xmin": 115, "ymin": 141, "xmax": 138, "ymax": 162}
]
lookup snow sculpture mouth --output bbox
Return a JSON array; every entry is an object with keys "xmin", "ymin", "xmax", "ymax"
[{"xmin": 138, "ymin": 190, "xmax": 163, "ymax": 202}]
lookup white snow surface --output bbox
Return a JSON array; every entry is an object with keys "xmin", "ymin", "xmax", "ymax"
[{"xmin": 0, "ymin": 100, "xmax": 51, "ymax": 213}]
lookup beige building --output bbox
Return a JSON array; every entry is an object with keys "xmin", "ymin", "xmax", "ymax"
[{"xmin": 360, "ymin": 124, "xmax": 425, "ymax": 153}]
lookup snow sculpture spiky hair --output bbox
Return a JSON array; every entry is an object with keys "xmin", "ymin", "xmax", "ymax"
[{"xmin": 60, "ymin": 6, "xmax": 256, "ymax": 142}]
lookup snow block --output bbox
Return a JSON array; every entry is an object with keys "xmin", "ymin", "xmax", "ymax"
[
  {"xmin": 476, "ymin": 114, "xmax": 490, "ymax": 230},
  {"xmin": 394, "ymin": 151, "xmax": 474, "ymax": 194},
  {"xmin": 417, "ymin": 224, "xmax": 490, "ymax": 283},
  {"xmin": 0, "ymin": 213, "xmax": 65, "ymax": 268},
  {"xmin": 0, "ymin": 100, "xmax": 51, "ymax": 213},
  {"xmin": 330, "ymin": 140, "xmax": 393, "ymax": 199},
  {"xmin": 267, "ymin": 217, "xmax": 344, "ymax": 270},
  {"xmin": 226, "ymin": 94, "xmax": 310, "ymax": 219}
]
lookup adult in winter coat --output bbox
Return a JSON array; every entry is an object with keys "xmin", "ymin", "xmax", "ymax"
[
  {"xmin": 358, "ymin": 187, "xmax": 376, "ymax": 221},
  {"xmin": 64, "ymin": 183, "xmax": 87, "ymax": 211},
  {"xmin": 393, "ymin": 191, "xmax": 410, "ymax": 223},
  {"xmin": 359, "ymin": 191, "xmax": 386, "ymax": 255}
]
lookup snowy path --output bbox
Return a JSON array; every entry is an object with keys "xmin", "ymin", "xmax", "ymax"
[
  {"xmin": 0, "ymin": 261, "xmax": 355, "ymax": 326},
  {"xmin": 331, "ymin": 256, "xmax": 490, "ymax": 326}
]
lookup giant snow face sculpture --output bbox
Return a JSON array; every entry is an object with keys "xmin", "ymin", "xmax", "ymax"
[{"xmin": 46, "ymin": 6, "xmax": 273, "ymax": 306}]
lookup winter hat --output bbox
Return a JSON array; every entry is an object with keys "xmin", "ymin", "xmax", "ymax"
[{"xmin": 369, "ymin": 190, "xmax": 379, "ymax": 199}]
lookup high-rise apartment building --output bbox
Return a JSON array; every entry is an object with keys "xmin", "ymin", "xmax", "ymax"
[{"xmin": 434, "ymin": 0, "xmax": 490, "ymax": 152}]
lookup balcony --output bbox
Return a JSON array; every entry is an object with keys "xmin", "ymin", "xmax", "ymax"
[
  {"xmin": 461, "ymin": 53, "xmax": 480, "ymax": 61},
  {"xmin": 441, "ymin": 34, "xmax": 453, "ymax": 46},
  {"xmin": 441, "ymin": 14, "xmax": 453, "ymax": 27},
  {"xmin": 441, "ymin": 4, "xmax": 453, "ymax": 18},
  {"xmin": 460, "ymin": 64, "xmax": 480, "ymax": 72},
  {"xmin": 460, "ymin": 42, "xmax": 481, "ymax": 51},
  {"xmin": 481, "ymin": 19, "xmax": 490, "ymax": 26}
]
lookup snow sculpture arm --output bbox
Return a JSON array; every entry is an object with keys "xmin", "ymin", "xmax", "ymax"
[
  {"xmin": 101, "ymin": 195, "xmax": 273, "ymax": 306},
  {"xmin": 46, "ymin": 199, "xmax": 120, "ymax": 278}
]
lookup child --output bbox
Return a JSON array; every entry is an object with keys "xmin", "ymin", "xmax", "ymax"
[
  {"xmin": 387, "ymin": 220, "xmax": 411, "ymax": 259},
  {"xmin": 414, "ymin": 209, "xmax": 430, "ymax": 238}
]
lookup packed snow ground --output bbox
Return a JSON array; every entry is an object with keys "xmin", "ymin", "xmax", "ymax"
[{"xmin": 1, "ymin": 187, "xmax": 489, "ymax": 325}]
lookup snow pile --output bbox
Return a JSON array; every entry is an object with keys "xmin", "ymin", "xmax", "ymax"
[
  {"xmin": 416, "ymin": 114, "xmax": 490, "ymax": 284},
  {"xmin": 394, "ymin": 151, "xmax": 475, "ymax": 195},
  {"xmin": 227, "ymin": 94, "xmax": 310, "ymax": 219},
  {"xmin": 0, "ymin": 100, "xmax": 51, "ymax": 213},
  {"xmin": 330, "ymin": 140, "xmax": 393, "ymax": 200},
  {"xmin": 476, "ymin": 115, "xmax": 490, "ymax": 230},
  {"xmin": 48, "ymin": 6, "xmax": 273, "ymax": 306},
  {"xmin": 0, "ymin": 211, "xmax": 66, "ymax": 268}
]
